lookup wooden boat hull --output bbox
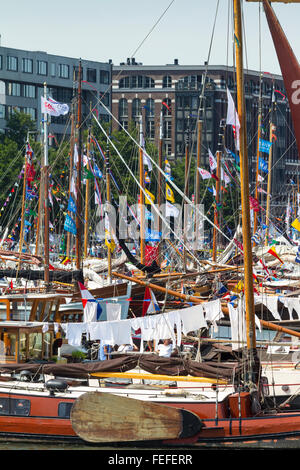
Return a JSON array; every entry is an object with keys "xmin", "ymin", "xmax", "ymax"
[{"xmin": 2, "ymin": 387, "xmax": 300, "ymax": 447}]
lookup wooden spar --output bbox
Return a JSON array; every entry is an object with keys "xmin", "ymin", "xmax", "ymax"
[
  {"xmin": 112, "ymin": 271, "xmax": 300, "ymax": 341},
  {"xmin": 139, "ymin": 116, "xmax": 145, "ymax": 265},
  {"xmin": 265, "ymin": 89, "xmax": 275, "ymax": 244},
  {"xmin": 70, "ymin": 391, "xmax": 203, "ymax": 443},
  {"xmin": 75, "ymin": 60, "xmax": 82, "ymax": 270},
  {"xmin": 233, "ymin": 0, "xmax": 257, "ymax": 353},
  {"xmin": 91, "ymin": 371, "xmax": 228, "ymax": 384},
  {"xmin": 84, "ymin": 122, "xmax": 91, "ymax": 259},
  {"xmin": 212, "ymin": 150, "xmax": 221, "ymax": 262}
]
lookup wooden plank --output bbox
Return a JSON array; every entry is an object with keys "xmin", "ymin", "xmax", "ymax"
[
  {"xmin": 71, "ymin": 391, "xmax": 203, "ymax": 443},
  {"xmin": 91, "ymin": 371, "xmax": 228, "ymax": 384}
]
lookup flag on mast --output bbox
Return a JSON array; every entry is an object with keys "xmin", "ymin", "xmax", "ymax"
[
  {"xmin": 41, "ymin": 96, "xmax": 69, "ymax": 116},
  {"xmin": 226, "ymin": 88, "xmax": 240, "ymax": 150}
]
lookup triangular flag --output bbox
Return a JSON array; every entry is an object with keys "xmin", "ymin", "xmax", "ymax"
[
  {"xmin": 268, "ymin": 247, "xmax": 284, "ymax": 264},
  {"xmin": 292, "ymin": 218, "xmax": 300, "ymax": 232}
]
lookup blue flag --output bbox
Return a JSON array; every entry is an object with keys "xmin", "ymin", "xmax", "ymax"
[
  {"xmin": 67, "ymin": 195, "xmax": 76, "ymax": 214},
  {"xmin": 259, "ymin": 138, "xmax": 272, "ymax": 154},
  {"xmin": 258, "ymin": 157, "xmax": 268, "ymax": 173},
  {"xmin": 94, "ymin": 163, "xmax": 103, "ymax": 179},
  {"xmin": 64, "ymin": 214, "xmax": 77, "ymax": 235},
  {"xmin": 295, "ymin": 247, "xmax": 300, "ymax": 264}
]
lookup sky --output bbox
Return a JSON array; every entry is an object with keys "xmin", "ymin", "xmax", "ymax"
[{"xmin": 1, "ymin": 1, "xmax": 300, "ymax": 75}]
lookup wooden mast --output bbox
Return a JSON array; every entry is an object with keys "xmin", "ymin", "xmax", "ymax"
[
  {"xmin": 105, "ymin": 132, "xmax": 112, "ymax": 283},
  {"xmin": 233, "ymin": 0, "xmax": 257, "ymax": 363},
  {"xmin": 84, "ymin": 114, "xmax": 91, "ymax": 259},
  {"xmin": 212, "ymin": 150, "xmax": 221, "ymax": 262},
  {"xmin": 183, "ymin": 133, "xmax": 190, "ymax": 272},
  {"xmin": 42, "ymin": 82, "xmax": 50, "ymax": 287},
  {"xmin": 157, "ymin": 109, "xmax": 163, "ymax": 266},
  {"xmin": 66, "ymin": 82, "xmax": 76, "ymax": 260},
  {"xmin": 265, "ymin": 88, "xmax": 275, "ymax": 244},
  {"xmin": 75, "ymin": 60, "xmax": 82, "ymax": 270},
  {"xmin": 139, "ymin": 116, "xmax": 145, "ymax": 264},
  {"xmin": 253, "ymin": 80, "xmax": 262, "ymax": 237}
]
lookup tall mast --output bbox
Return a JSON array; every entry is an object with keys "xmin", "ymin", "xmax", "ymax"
[
  {"xmin": 253, "ymin": 77, "xmax": 262, "ymax": 237},
  {"xmin": 157, "ymin": 109, "xmax": 163, "ymax": 266},
  {"xmin": 212, "ymin": 150, "xmax": 221, "ymax": 262},
  {"xmin": 66, "ymin": 77, "xmax": 76, "ymax": 259},
  {"xmin": 265, "ymin": 87, "xmax": 275, "ymax": 243},
  {"xmin": 233, "ymin": 0, "xmax": 257, "ymax": 360},
  {"xmin": 75, "ymin": 60, "xmax": 82, "ymax": 270},
  {"xmin": 183, "ymin": 134, "xmax": 190, "ymax": 272},
  {"xmin": 139, "ymin": 116, "xmax": 145, "ymax": 265},
  {"xmin": 84, "ymin": 111, "xmax": 91, "ymax": 259},
  {"xmin": 43, "ymin": 82, "xmax": 50, "ymax": 287},
  {"xmin": 105, "ymin": 131, "xmax": 112, "ymax": 283}
]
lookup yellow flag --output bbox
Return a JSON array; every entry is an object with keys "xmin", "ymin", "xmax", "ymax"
[
  {"xmin": 166, "ymin": 184, "xmax": 175, "ymax": 203},
  {"xmin": 292, "ymin": 218, "xmax": 300, "ymax": 232},
  {"xmin": 105, "ymin": 229, "xmax": 116, "ymax": 253},
  {"xmin": 232, "ymin": 280, "xmax": 244, "ymax": 293},
  {"xmin": 145, "ymin": 189, "xmax": 155, "ymax": 205}
]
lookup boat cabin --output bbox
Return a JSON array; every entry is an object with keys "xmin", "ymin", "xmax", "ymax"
[{"xmin": 0, "ymin": 321, "xmax": 57, "ymax": 364}]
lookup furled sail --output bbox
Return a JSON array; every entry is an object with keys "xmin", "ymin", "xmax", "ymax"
[{"xmin": 263, "ymin": 0, "xmax": 300, "ymax": 158}]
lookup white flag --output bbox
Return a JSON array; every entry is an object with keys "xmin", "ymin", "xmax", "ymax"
[
  {"xmin": 208, "ymin": 149, "xmax": 217, "ymax": 171},
  {"xmin": 165, "ymin": 201, "xmax": 179, "ymax": 218},
  {"xmin": 41, "ymin": 96, "xmax": 69, "ymax": 117},
  {"xmin": 221, "ymin": 168, "xmax": 231, "ymax": 186},
  {"xmin": 226, "ymin": 88, "xmax": 240, "ymax": 150},
  {"xmin": 198, "ymin": 167, "xmax": 212, "ymax": 180}
]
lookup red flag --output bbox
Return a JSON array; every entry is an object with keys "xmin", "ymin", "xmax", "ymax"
[
  {"xmin": 142, "ymin": 287, "xmax": 151, "ymax": 317},
  {"xmin": 268, "ymin": 247, "xmax": 284, "ymax": 264},
  {"xmin": 249, "ymin": 196, "xmax": 260, "ymax": 212}
]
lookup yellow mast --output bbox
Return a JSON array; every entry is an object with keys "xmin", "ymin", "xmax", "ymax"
[{"xmin": 233, "ymin": 0, "xmax": 257, "ymax": 360}]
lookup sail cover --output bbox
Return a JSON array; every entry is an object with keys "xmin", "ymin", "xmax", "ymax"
[{"xmin": 262, "ymin": 0, "xmax": 300, "ymax": 158}]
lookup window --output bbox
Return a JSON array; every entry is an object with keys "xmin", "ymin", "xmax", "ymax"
[
  {"xmin": 163, "ymin": 76, "xmax": 172, "ymax": 88},
  {"xmin": 0, "ymin": 56, "xmax": 2, "ymax": 69},
  {"xmin": 162, "ymin": 98, "xmax": 172, "ymax": 116},
  {"xmin": 164, "ymin": 121, "xmax": 172, "ymax": 139},
  {"xmin": 146, "ymin": 120, "xmax": 155, "ymax": 139},
  {"xmin": 22, "ymin": 58, "xmax": 33, "ymax": 73},
  {"xmin": 7, "ymin": 56, "xmax": 18, "ymax": 71},
  {"xmin": 100, "ymin": 92, "xmax": 110, "ymax": 107},
  {"xmin": 23, "ymin": 84, "xmax": 36, "ymax": 98},
  {"xmin": 58, "ymin": 402, "xmax": 73, "ymax": 418},
  {"xmin": 50, "ymin": 63, "xmax": 56, "ymax": 77},
  {"xmin": 59, "ymin": 64, "xmax": 69, "ymax": 79},
  {"xmin": 132, "ymin": 98, "xmax": 141, "ymax": 118},
  {"xmin": 119, "ymin": 98, "xmax": 128, "ymax": 118},
  {"xmin": 0, "ymin": 398, "xmax": 30, "ymax": 416},
  {"xmin": 100, "ymin": 70, "xmax": 109, "ymax": 84},
  {"xmin": 145, "ymin": 98, "xmax": 154, "ymax": 117},
  {"xmin": 22, "ymin": 107, "xmax": 36, "ymax": 120},
  {"xmin": 7, "ymin": 82, "xmax": 21, "ymax": 96},
  {"xmin": 87, "ymin": 68, "xmax": 96, "ymax": 83},
  {"xmin": 37, "ymin": 60, "xmax": 47, "ymax": 75},
  {"xmin": 0, "ymin": 105, "xmax": 4, "ymax": 119}
]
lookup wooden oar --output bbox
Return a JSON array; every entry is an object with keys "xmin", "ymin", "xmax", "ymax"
[
  {"xmin": 71, "ymin": 391, "xmax": 203, "ymax": 443},
  {"xmin": 91, "ymin": 371, "xmax": 228, "ymax": 384}
]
